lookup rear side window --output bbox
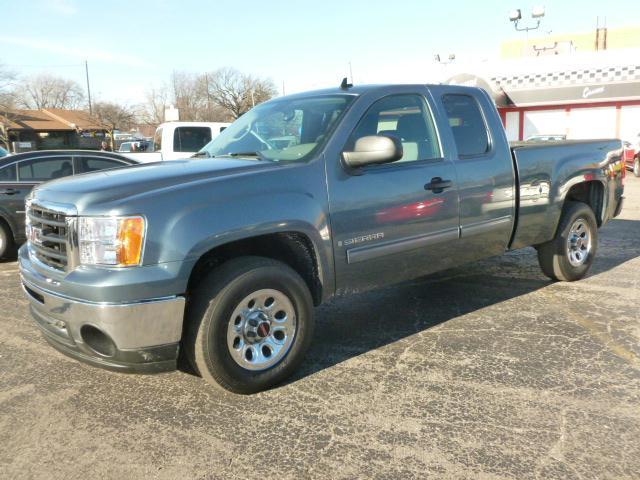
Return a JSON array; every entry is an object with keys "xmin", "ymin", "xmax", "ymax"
[
  {"xmin": 173, "ymin": 127, "xmax": 212, "ymax": 152},
  {"xmin": 0, "ymin": 164, "xmax": 17, "ymax": 181},
  {"xmin": 442, "ymin": 94, "xmax": 490, "ymax": 157},
  {"xmin": 77, "ymin": 157, "xmax": 127, "ymax": 173},
  {"xmin": 153, "ymin": 128, "xmax": 163, "ymax": 151},
  {"xmin": 18, "ymin": 157, "xmax": 73, "ymax": 181}
]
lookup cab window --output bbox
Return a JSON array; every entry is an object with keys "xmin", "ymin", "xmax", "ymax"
[
  {"xmin": 347, "ymin": 94, "xmax": 441, "ymax": 163},
  {"xmin": 442, "ymin": 94, "xmax": 490, "ymax": 157}
]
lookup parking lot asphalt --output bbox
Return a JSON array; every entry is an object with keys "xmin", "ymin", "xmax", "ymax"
[{"xmin": 1, "ymin": 176, "xmax": 639, "ymax": 480}]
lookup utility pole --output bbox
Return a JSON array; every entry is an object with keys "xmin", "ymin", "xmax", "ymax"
[
  {"xmin": 85, "ymin": 60, "xmax": 93, "ymax": 115},
  {"xmin": 348, "ymin": 61, "xmax": 354, "ymax": 84}
]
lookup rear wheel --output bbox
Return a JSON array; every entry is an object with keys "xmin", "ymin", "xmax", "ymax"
[
  {"xmin": 0, "ymin": 221, "xmax": 14, "ymax": 260},
  {"xmin": 184, "ymin": 256, "xmax": 314, "ymax": 394},
  {"xmin": 634, "ymin": 158, "xmax": 640, "ymax": 177},
  {"xmin": 537, "ymin": 201, "xmax": 598, "ymax": 282}
]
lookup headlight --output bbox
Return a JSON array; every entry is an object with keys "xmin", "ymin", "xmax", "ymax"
[{"xmin": 78, "ymin": 216, "xmax": 146, "ymax": 266}]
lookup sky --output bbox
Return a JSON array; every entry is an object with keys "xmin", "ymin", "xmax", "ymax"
[{"xmin": 1, "ymin": 0, "xmax": 638, "ymax": 106}]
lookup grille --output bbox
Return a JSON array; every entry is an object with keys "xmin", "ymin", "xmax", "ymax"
[{"xmin": 27, "ymin": 203, "xmax": 70, "ymax": 271}]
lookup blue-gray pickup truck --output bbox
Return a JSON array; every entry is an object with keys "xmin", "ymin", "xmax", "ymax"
[{"xmin": 19, "ymin": 84, "xmax": 625, "ymax": 393}]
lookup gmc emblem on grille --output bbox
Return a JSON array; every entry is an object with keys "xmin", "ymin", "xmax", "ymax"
[{"xmin": 30, "ymin": 226, "xmax": 43, "ymax": 245}]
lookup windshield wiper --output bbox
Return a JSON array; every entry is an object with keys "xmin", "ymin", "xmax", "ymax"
[
  {"xmin": 223, "ymin": 151, "xmax": 267, "ymax": 161},
  {"xmin": 191, "ymin": 151, "xmax": 211, "ymax": 158}
]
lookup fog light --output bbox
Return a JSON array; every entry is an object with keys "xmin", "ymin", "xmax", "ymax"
[{"xmin": 80, "ymin": 325, "xmax": 116, "ymax": 357}]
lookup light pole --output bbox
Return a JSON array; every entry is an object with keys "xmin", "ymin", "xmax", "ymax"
[
  {"xmin": 85, "ymin": 60, "xmax": 93, "ymax": 116},
  {"xmin": 434, "ymin": 54, "xmax": 456, "ymax": 65},
  {"xmin": 509, "ymin": 6, "xmax": 545, "ymax": 33}
]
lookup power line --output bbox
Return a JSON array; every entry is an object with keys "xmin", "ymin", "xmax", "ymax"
[{"xmin": 2, "ymin": 64, "xmax": 84, "ymax": 68}]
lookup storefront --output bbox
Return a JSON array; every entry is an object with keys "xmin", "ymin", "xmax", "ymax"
[{"xmin": 446, "ymin": 51, "xmax": 640, "ymax": 143}]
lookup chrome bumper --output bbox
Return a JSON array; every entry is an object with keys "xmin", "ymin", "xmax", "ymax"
[{"xmin": 21, "ymin": 276, "xmax": 185, "ymax": 373}]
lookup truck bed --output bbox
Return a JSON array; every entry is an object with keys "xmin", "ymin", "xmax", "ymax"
[{"xmin": 509, "ymin": 139, "xmax": 624, "ymax": 250}]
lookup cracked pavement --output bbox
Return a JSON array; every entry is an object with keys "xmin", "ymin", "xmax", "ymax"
[{"xmin": 1, "ymin": 176, "xmax": 639, "ymax": 479}]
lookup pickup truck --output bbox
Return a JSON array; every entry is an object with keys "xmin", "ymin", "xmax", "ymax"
[
  {"xmin": 124, "ymin": 121, "xmax": 230, "ymax": 163},
  {"xmin": 19, "ymin": 84, "xmax": 625, "ymax": 394}
]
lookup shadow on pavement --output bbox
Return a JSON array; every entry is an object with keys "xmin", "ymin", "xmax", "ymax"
[{"xmin": 288, "ymin": 218, "xmax": 640, "ymax": 384}]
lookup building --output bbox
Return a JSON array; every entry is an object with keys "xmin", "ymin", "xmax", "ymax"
[
  {"xmin": 446, "ymin": 26, "xmax": 640, "ymax": 143},
  {"xmin": 0, "ymin": 108, "xmax": 109, "ymax": 151}
]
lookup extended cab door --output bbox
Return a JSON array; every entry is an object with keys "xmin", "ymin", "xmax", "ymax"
[
  {"xmin": 431, "ymin": 86, "xmax": 516, "ymax": 264},
  {"xmin": 327, "ymin": 89, "xmax": 461, "ymax": 293}
]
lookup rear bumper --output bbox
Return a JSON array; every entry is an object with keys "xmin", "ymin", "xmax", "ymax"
[{"xmin": 20, "ymin": 275, "xmax": 185, "ymax": 374}]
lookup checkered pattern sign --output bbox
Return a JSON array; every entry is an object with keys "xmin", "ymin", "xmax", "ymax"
[{"xmin": 491, "ymin": 65, "xmax": 640, "ymax": 90}]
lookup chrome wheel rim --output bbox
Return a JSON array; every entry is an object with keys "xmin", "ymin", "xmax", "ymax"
[
  {"xmin": 566, "ymin": 218, "xmax": 592, "ymax": 267},
  {"xmin": 634, "ymin": 161, "xmax": 639, "ymax": 177},
  {"xmin": 226, "ymin": 289, "xmax": 297, "ymax": 371}
]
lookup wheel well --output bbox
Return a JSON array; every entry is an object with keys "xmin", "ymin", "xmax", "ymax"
[
  {"xmin": 565, "ymin": 181, "xmax": 604, "ymax": 226},
  {"xmin": 186, "ymin": 232, "xmax": 323, "ymax": 306}
]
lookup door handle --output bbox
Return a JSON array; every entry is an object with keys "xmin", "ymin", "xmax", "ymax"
[
  {"xmin": 0, "ymin": 188, "xmax": 19, "ymax": 195},
  {"xmin": 424, "ymin": 177, "xmax": 452, "ymax": 193}
]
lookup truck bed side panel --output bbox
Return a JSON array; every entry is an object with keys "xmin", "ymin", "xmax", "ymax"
[{"xmin": 510, "ymin": 139, "xmax": 623, "ymax": 250}]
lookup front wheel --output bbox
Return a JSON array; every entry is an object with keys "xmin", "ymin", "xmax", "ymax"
[
  {"xmin": 634, "ymin": 158, "xmax": 640, "ymax": 177},
  {"xmin": 537, "ymin": 201, "xmax": 598, "ymax": 282},
  {"xmin": 184, "ymin": 256, "xmax": 314, "ymax": 394}
]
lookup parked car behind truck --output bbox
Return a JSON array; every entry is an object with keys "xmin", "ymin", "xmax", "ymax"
[
  {"xmin": 19, "ymin": 84, "xmax": 625, "ymax": 393},
  {"xmin": 123, "ymin": 121, "xmax": 230, "ymax": 163},
  {"xmin": 0, "ymin": 150, "xmax": 137, "ymax": 259}
]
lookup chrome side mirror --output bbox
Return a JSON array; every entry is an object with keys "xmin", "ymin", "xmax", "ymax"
[{"xmin": 343, "ymin": 135, "xmax": 403, "ymax": 169}]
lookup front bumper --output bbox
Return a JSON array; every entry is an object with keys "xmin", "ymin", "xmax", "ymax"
[{"xmin": 20, "ymin": 274, "xmax": 186, "ymax": 374}]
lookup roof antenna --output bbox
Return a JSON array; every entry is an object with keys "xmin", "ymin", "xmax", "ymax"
[{"xmin": 340, "ymin": 77, "xmax": 353, "ymax": 90}]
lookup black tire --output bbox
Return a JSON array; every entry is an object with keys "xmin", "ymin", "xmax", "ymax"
[
  {"xmin": 0, "ymin": 221, "xmax": 14, "ymax": 261},
  {"xmin": 184, "ymin": 256, "xmax": 314, "ymax": 394},
  {"xmin": 537, "ymin": 201, "xmax": 598, "ymax": 282},
  {"xmin": 634, "ymin": 159, "xmax": 640, "ymax": 178}
]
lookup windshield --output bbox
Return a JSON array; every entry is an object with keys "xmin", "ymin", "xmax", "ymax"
[{"xmin": 198, "ymin": 94, "xmax": 355, "ymax": 162}]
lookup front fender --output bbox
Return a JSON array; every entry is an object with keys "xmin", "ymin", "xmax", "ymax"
[{"xmin": 140, "ymin": 161, "xmax": 334, "ymax": 299}]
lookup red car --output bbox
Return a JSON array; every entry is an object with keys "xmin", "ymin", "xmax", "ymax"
[{"xmin": 624, "ymin": 141, "xmax": 639, "ymax": 177}]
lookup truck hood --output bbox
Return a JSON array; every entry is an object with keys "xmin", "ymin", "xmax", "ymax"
[{"xmin": 33, "ymin": 158, "xmax": 273, "ymax": 211}]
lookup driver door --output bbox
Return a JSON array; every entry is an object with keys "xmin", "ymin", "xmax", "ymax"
[{"xmin": 327, "ymin": 91, "xmax": 461, "ymax": 293}]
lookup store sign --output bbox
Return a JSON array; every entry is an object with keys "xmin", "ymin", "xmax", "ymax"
[
  {"xmin": 505, "ymin": 82, "xmax": 640, "ymax": 107},
  {"xmin": 582, "ymin": 86, "xmax": 606, "ymax": 99}
]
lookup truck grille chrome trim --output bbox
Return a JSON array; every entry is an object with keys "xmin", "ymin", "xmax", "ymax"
[{"xmin": 26, "ymin": 200, "xmax": 78, "ymax": 272}]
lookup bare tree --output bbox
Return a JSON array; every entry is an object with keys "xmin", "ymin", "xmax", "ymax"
[
  {"xmin": 140, "ymin": 85, "xmax": 168, "ymax": 125},
  {"xmin": 0, "ymin": 64, "xmax": 18, "ymax": 149},
  {"xmin": 140, "ymin": 68, "xmax": 276, "ymax": 125},
  {"xmin": 170, "ymin": 71, "xmax": 204, "ymax": 122},
  {"xmin": 17, "ymin": 74, "xmax": 85, "ymax": 110},
  {"xmin": 207, "ymin": 67, "xmax": 277, "ymax": 119},
  {"xmin": 92, "ymin": 101, "xmax": 137, "ymax": 150}
]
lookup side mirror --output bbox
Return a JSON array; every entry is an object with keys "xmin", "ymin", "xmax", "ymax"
[{"xmin": 342, "ymin": 135, "xmax": 403, "ymax": 169}]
